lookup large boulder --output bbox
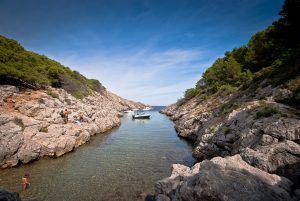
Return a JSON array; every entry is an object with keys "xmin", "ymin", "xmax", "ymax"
[
  {"xmin": 0, "ymin": 190, "xmax": 21, "ymax": 201},
  {"xmin": 241, "ymin": 140, "xmax": 300, "ymax": 189},
  {"xmin": 155, "ymin": 155, "xmax": 295, "ymax": 201}
]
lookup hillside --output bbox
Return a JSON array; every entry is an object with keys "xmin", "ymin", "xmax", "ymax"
[
  {"xmin": 0, "ymin": 35, "xmax": 105, "ymax": 98},
  {"xmin": 0, "ymin": 37, "xmax": 146, "ymax": 168},
  {"xmin": 157, "ymin": 0, "xmax": 300, "ymax": 200}
]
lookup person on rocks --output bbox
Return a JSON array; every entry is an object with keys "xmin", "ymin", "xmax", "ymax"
[
  {"xmin": 63, "ymin": 109, "xmax": 69, "ymax": 124},
  {"xmin": 21, "ymin": 173, "xmax": 30, "ymax": 190}
]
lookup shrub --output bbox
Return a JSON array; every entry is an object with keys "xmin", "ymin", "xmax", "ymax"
[
  {"xmin": 39, "ymin": 127, "xmax": 48, "ymax": 133},
  {"xmin": 210, "ymin": 126, "xmax": 217, "ymax": 134},
  {"xmin": 221, "ymin": 103, "xmax": 240, "ymax": 115},
  {"xmin": 47, "ymin": 90, "xmax": 59, "ymax": 99},
  {"xmin": 196, "ymin": 93, "xmax": 208, "ymax": 103},
  {"xmin": 224, "ymin": 127, "xmax": 231, "ymax": 135},
  {"xmin": 87, "ymin": 79, "xmax": 105, "ymax": 92},
  {"xmin": 184, "ymin": 88, "xmax": 200, "ymax": 100},
  {"xmin": 287, "ymin": 78, "xmax": 300, "ymax": 92},
  {"xmin": 72, "ymin": 91, "xmax": 85, "ymax": 99},
  {"xmin": 0, "ymin": 36, "xmax": 105, "ymax": 98},
  {"xmin": 255, "ymin": 107, "xmax": 278, "ymax": 119},
  {"xmin": 218, "ymin": 84, "xmax": 238, "ymax": 94}
]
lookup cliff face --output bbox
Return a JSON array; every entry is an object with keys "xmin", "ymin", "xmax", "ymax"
[
  {"xmin": 0, "ymin": 85, "xmax": 144, "ymax": 168},
  {"xmin": 155, "ymin": 0, "xmax": 300, "ymax": 198},
  {"xmin": 158, "ymin": 79, "xmax": 300, "ymax": 200}
]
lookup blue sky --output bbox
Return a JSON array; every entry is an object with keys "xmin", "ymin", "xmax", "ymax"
[{"xmin": 0, "ymin": 0, "xmax": 284, "ymax": 105}]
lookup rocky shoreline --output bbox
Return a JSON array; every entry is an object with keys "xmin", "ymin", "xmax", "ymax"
[
  {"xmin": 0, "ymin": 85, "xmax": 145, "ymax": 168},
  {"xmin": 156, "ymin": 84, "xmax": 300, "ymax": 200}
]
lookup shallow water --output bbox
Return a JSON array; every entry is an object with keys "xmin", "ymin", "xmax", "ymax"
[{"xmin": 0, "ymin": 106, "xmax": 195, "ymax": 201}]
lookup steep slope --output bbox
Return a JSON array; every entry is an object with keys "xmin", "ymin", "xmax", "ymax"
[
  {"xmin": 157, "ymin": 0, "xmax": 300, "ymax": 200},
  {"xmin": 0, "ymin": 37, "xmax": 145, "ymax": 168},
  {"xmin": 0, "ymin": 35, "xmax": 105, "ymax": 98}
]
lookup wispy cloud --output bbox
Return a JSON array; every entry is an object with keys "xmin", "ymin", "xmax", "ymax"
[{"xmin": 53, "ymin": 48, "xmax": 212, "ymax": 105}]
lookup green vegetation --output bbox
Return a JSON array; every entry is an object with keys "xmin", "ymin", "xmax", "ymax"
[
  {"xmin": 39, "ymin": 127, "xmax": 48, "ymax": 133},
  {"xmin": 224, "ymin": 127, "xmax": 231, "ymax": 135},
  {"xmin": 47, "ymin": 90, "xmax": 59, "ymax": 99},
  {"xmin": 210, "ymin": 126, "xmax": 217, "ymax": 135},
  {"xmin": 183, "ymin": 0, "xmax": 300, "ymax": 109},
  {"xmin": 220, "ymin": 103, "xmax": 240, "ymax": 115},
  {"xmin": 255, "ymin": 107, "xmax": 278, "ymax": 119},
  {"xmin": 0, "ymin": 36, "xmax": 105, "ymax": 98},
  {"xmin": 184, "ymin": 88, "xmax": 200, "ymax": 100}
]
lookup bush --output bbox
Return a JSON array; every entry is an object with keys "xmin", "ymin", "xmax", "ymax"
[
  {"xmin": 0, "ymin": 35, "xmax": 105, "ymax": 98},
  {"xmin": 221, "ymin": 103, "xmax": 240, "ymax": 115},
  {"xmin": 72, "ymin": 91, "xmax": 85, "ymax": 99},
  {"xmin": 210, "ymin": 126, "xmax": 217, "ymax": 135},
  {"xmin": 39, "ymin": 127, "xmax": 48, "ymax": 133},
  {"xmin": 47, "ymin": 90, "xmax": 59, "ymax": 99},
  {"xmin": 184, "ymin": 88, "xmax": 200, "ymax": 100},
  {"xmin": 255, "ymin": 107, "xmax": 278, "ymax": 119},
  {"xmin": 196, "ymin": 93, "xmax": 208, "ymax": 103},
  {"xmin": 87, "ymin": 79, "xmax": 105, "ymax": 92},
  {"xmin": 224, "ymin": 127, "xmax": 231, "ymax": 135},
  {"xmin": 218, "ymin": 84, "xmax": 238, "ymax": 94}
]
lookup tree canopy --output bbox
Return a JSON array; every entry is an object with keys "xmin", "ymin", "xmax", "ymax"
[
  {"xmin": 0, "ymin": 35, "xmax": 105, "ymax": 98},
  {"xmin": 184, "ymin": 0, "xmax": 300, "ymax": 102}
]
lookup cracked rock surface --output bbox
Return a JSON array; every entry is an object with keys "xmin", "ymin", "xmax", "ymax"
[
  {"xmin": 159, "ymin": 83, "xmax": 300, "ymax": 200},
  {"xmin": 0, "ymin": 85, "xmax": 145, "ymax": 168}
]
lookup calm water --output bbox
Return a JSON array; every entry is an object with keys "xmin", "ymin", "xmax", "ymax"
[{"xmin": 0, "ymin": 106, "xmax": 195, "ymax": 201}]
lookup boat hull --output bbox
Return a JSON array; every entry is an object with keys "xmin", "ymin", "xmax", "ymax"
[{"xmin": 132, "ymin": 114, "xmax": 151, "ymax": 119}]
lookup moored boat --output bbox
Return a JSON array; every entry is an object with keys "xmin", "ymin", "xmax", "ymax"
[
  {"xmin": 123, "ymin": 110, "xmax": 134, "ymax": 113},
  {"xmin": 132, "ymin": 110, "xmax": 151, "ymax": 119},
  {"xmin": 132, "ymin": 113, "xmax": 151, "ymax": 119},
  {"xmin": 142, "ymin": 106, "xmax": 152, "ymax": 111}
]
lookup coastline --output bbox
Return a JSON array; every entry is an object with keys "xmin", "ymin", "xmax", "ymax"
[
  {"xmin": 155, "ymin": 85, "xmax": 300, "ymax": 200},
  {"xmin": 0, "ymin": 85, "xmax": 145, "ymax": 168}
]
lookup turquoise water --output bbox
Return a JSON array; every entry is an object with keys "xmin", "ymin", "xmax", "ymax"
[{"xmin": 0, "ymin": 107, "xmax": 195, "ymax": 201}]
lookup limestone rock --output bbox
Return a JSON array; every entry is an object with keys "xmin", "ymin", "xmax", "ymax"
[
  {"xmin": 0, "ymin": 85, "xmax": 145, "ymax": 168},
  {"xmin": 155, "ymin": 155, "xmax": 295, "ymax": 201},
  {"xmin": 241, "ymin": 141, "xmax": 300, "ymax": 188}
]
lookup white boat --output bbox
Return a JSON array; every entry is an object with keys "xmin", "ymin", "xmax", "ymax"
[
  {"xmin": 132, "ymin": 111, "xmax": 151, "ymax": 119},
  {"xmin": 142, "ymin": 106, "xmax": 152, "ymax": 111},
  {"xmin": 123, "ymin": 110, "xmax": 134, "ymax": 113},
  {"xmin": 132, "ymin": 113, "xmax": 151, "ymax": 119}
]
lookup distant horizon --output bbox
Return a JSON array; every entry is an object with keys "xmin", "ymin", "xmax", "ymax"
[{"xmin": 0, "ymin": 0, "xmax": 284, "ymax": 105}]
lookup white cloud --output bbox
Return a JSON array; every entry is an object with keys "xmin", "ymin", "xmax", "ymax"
[{"xmin": 52, "ymin": 48, "xmax": 212, "ymax": 105}]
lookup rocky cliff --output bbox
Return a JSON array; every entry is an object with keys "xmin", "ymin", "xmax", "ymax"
[
  {"xmin": 155, "ymin": 0, "xmax": 300, "ymax": 199},
  {"xmin": 158, "ymin": 89, "xmax": 300, "ymax": 200},
  {"xmin": 0, "ymin": 85, "xmax": 144, "ymax": 168}
]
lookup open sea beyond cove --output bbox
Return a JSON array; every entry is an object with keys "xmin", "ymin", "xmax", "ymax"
[{"xmin": 0, "ymin": 106, "xmax": 195, "ymax": 201}]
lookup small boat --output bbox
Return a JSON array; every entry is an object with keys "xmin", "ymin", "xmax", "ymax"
[
  {"xmin": 142, "ymin": 106, "xmax": 152, "ymax": 111},
  {"xmin": 132, "ymin": 111, "xmax": 151, "ymax": 119},
  {"xmin": 123, "ymin": 110, "xmax": 134, "ymax": 113}
]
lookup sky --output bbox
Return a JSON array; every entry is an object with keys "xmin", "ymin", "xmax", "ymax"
[{"xmin": 0, "ymin": 0, "xmax": 284, "ymax": 105}]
